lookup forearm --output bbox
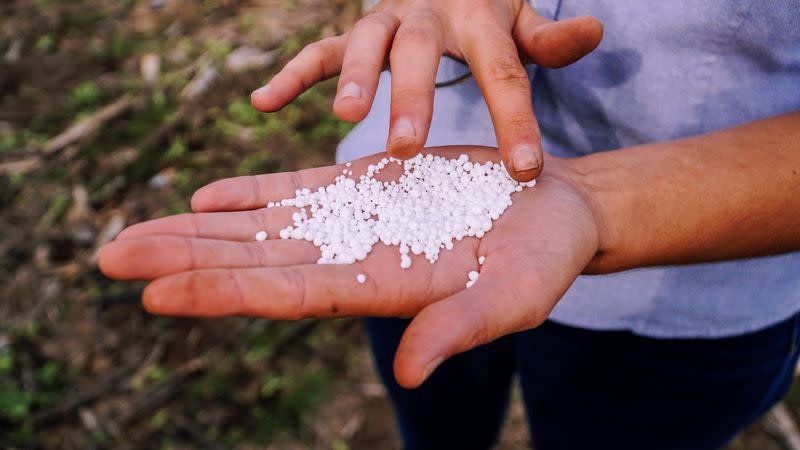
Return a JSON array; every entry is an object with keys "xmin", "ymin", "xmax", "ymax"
[{"xmin": 569, "ymin": 111, "xmax": 800, "ymax": 274}]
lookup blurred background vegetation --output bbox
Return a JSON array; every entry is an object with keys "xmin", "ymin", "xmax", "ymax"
[{"xmin": 1, "ymin": 1, "xmax": 800, "ymax": 449}]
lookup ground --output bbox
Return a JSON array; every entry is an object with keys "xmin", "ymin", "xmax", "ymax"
[{"xmin": 1, "ymin": 1, "xmax": 799, "ymax": 449}]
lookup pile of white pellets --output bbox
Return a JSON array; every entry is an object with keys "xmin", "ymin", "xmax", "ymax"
[{"xmin": 258, "ymin": 154, "xmax": 535, "ymax": 288}]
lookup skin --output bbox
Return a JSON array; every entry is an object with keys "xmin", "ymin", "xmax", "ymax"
[
  {"xmin": 99, "ymin": 111, "xmax": 800, "ymax": 388},
  {"xmin": 249, "ymin": 0, "xmax": 603, "ymax": 181},
  {"xmin": 99, "ymin": 148, "xmax": 599, "ymax": 388}
]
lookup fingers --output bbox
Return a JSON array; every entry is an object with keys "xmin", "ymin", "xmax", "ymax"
[
  {"xmin": 462, "ymin": 24, "xmax": 542, "ymax": 182},
  {"xmin": 392, "ymin": 254, "xmax": 550, "ymax": 389},
  {"xmin": 139, "ymin": 222, "xmax": 479, "ymax": 318},
  {"xmin": 143, "ymin": 262, "xmax": 415, "ymax": 319},
  {"xmin": 98, "ymin": 236, "xmax": 319, "ymax": 280},
  {"xmin": 514, "ymin": 6, "xmax": 603, "ymax": 68},
  {"xmin": 385, "ymin": 11, "xmax": 443, "ymax": 158},
  {"xmin": 191, "ymin": 164, "xmax": 347, "ymax": 212},
  {"xmin": 333, "ymin": 11, "xmax": 400, "ymax": 122},
  {"xmin": 251, "ymin": 35, "xmax": 347, "ymax": 112},
  {"xmin": 115, "ymin": 208, "xmax": 294, "ymax": 242}
]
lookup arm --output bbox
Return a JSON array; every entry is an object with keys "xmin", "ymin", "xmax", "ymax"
[
  {"xmin": 97, "ymin": 114, "xmax": 800, "ymax": 389},
  {"xmin": 571, "ymin": 111, "xmax": 800, "ymax": 273}
]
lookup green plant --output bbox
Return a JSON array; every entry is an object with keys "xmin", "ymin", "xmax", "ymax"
[
  {"xmin": 36, "ymin": 33, "xmax": 55, "ymax": 52},
  {"xmin": 71, "ymin": 81, "xmax": 102, "ymax": 109}
]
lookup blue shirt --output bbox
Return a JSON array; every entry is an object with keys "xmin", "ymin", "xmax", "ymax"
[{"xmin": 337, "ymin": 0, "xmax": 800, "ymax": 338}]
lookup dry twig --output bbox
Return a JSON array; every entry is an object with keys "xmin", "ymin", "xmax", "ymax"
[{"xmin": 42, "ymin": 95, "xmax": 136, "ymax": 156}]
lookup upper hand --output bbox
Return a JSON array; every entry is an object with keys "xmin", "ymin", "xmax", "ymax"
[
  {"xmin": 250, "ymin": 1, "xmax": 602, "ymax": 181},
  {"xmin": 98, "ymin": 146, "xmax": 601, "ymax": 388}
]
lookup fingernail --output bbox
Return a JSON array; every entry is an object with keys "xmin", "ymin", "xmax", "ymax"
[
  {"xmin": 391, "ymin": 117, "xmax": 416, "ymax": 141},
  {"xmin": 421, "ymin": 356, "xmax": 443, "ymax": 383},
  {"xmin": 511, "ymin": 145, "xmax": 540, "ymax": 173},
  {"xmin": 251, "ymin": 84, "xmax": 271, "ymax": 98},
  {"xmin": 336, "ymin": 81, "xmax": 361, "ymax": 102}
]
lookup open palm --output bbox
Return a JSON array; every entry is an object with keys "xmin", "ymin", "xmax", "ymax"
[{"xmin": 99, "ymin": 146, "xmax": 599, "ymax": 387}]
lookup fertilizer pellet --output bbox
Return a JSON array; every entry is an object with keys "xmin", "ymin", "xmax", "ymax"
[
  {"xmin": 356, "ymin": 273, "xmax": 367, "ymax": 284},
  {"xmin": 255, "ymin": 230, "xmax": 268, "ymax": 241},
  {"xmin": 478, "ymin": 256, "xmax": 486, "ymax": 265},
  {"xmin": 271, "ymin": 154, "xmax": 536, "ymax": 269}
]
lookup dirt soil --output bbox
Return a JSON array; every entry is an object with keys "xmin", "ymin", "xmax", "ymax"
[{"xmin": 1, "ymin": 1, "xmax": 799, "ymax": 449}]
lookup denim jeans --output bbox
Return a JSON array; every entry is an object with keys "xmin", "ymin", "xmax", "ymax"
[{"xmin": 366, "ymin": 313, "xmax": 800, "ymax": 450}]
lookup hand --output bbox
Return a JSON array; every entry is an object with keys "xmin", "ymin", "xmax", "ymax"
[
  {"xmin": 250, "ymin": 1, "xmax": 603, "ymax": 181},
  {"xmin": 98, "ymin": 147, "xmax": 600, "ymax": 387}
]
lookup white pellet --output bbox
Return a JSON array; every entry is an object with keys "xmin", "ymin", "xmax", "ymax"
[
  {"xmin": 468, "ymin": 270, "xmax": 480, "ymax": 282},
  {"xmin": 478, "ymin": 256, "xmax": 486, "ymax": 265},
  {"xmin": 272, "ymin": 154, "xmax": 536, "ymax": 268},
  {"xmin": 356, "ymin": 273, "xmax": 366, "ymax": 284},
  {"xmin": 255, "ymin": 230, "xmax": 268, "ymax": 241}
]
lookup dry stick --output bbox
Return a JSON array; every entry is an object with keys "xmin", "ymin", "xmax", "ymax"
[
  {"xmin": 134, "ymin": 61, "xmax": 217, "ymax": 155},
  {"xmin": 42, "ymin": 95, "xmax": 136, "ymax": 156},
  {"xmin": 0, "ymin": 156, "xmax": 42, "ymax": 175},
  {"xmin": 127, "ymin": 338, "xmax": 169, "ymax": 390},
  {"xmin": 764, "ymin": 402, "xmax": 800, "ymax": 450},
  {"xmin": 129, "ymin": 63, "xmax": 217, "ymax": 179}
]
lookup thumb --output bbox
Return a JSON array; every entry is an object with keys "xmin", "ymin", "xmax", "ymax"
[
  {"xmin": 391, "ymin": 262, "xmax": 550, "ymax": 389},
  {"xmin": 514, "ymin": 6, "xmax": 603, "ymax": 68}
]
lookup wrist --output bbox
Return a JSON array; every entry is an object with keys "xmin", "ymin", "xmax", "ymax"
[{"xmin": 559, "ymin": 153, "xmax": 629, "ymax": 274}]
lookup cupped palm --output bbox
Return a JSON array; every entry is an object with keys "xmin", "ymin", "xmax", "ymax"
[{"xmin": 99, "ymin": 146, "xmax": 599, "ymax": 387}]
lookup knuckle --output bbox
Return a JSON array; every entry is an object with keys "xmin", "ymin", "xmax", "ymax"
[
  {"xmin": 250, "ymin": 242, "xmax": 270, "ymax": 267},
  {"xmin": 486, "ymin": 55, "xmax": 528, "ymax": 83},
  {"xmin": 228, "ymin": 271, "xmax": 247, "ymax": 315},
  {"xmin": 279, "ymin": 267, "xmax": 308, "ymax": 319},
  {"xmin": 182, "ymin": 237, "xmax": 197, "ymax": 271},
  {"xmin": 356, "ymin": 10, "xmax": 399, "ymax": 34},
  {"xmin": 395, "ymin": 23, "xmax": 436, "ymax": 46},
  {"xmin": 249, "ymin": 175, "xmax": 263, "ymax": 206},
  {"xmin": 251, "ymin": 209, "xmax": 271, "ymax": 231},
  {"xmin": 346, "ymin": 54, "xmax": 384, "ymax": 73},
  {"xmin": 458, "ymin": 0, "xmax": 485, "ymax": 15},
  {"xmin": 295, "ymin": 37, "xmax": 340, "ymax": 74},
  {"xmin": 308, "ymin": 36, "xmax": 339, "ymax": 54},
  {"xmin": 393, "ymin": 87, "xmax": 433, "ymax": 103},
  {"xmin": 288, "ymin": 170, "xmax": 305, "ymax": 194},
  {"xmin": 298, "ymin": 41, "xmax": 324, "ymax": 59}
]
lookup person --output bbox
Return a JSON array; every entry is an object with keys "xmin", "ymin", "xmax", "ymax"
[{"xmin": 99, "ymin": 0, "xmax": 800, "ymax": 448}]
